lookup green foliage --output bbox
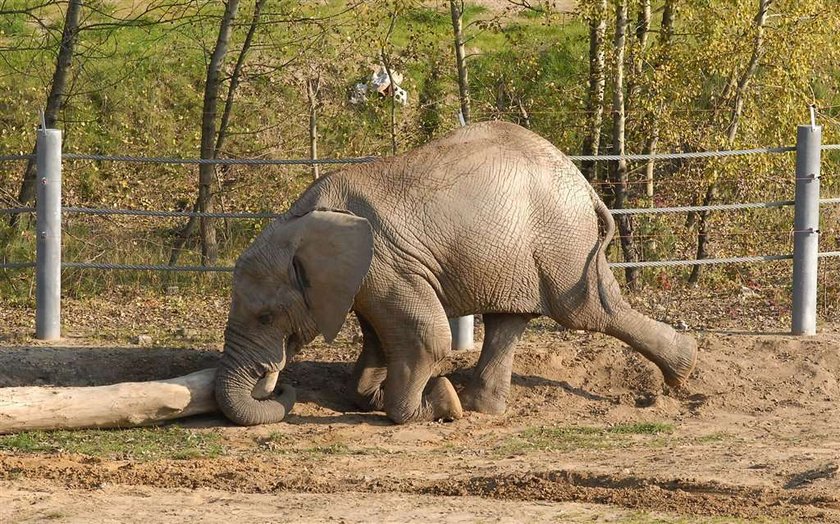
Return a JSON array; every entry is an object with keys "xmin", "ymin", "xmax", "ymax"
[{"xmin": 0, "ymin": 0, "xmax": 838, "ymax": 299}]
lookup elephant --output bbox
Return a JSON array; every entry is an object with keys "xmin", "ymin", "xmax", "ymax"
[{"xmin": 215, "ymin": 121, "xmax": 698, "ymax": 426}]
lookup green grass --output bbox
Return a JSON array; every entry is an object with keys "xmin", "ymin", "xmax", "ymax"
[
  {"xmin": 257, "ymin": 433, "xmax": 384, "ymax": 457},
  {"xmin": 496, "ymin": 422, "xmax": 675, "ymax": 455},
  {"xmin": 616, "ymin": 512, "xmax": 794, "ymax": 524},
  {"xmin": 0, "ymin": 426, "xmax": 225, "ymax": 460}
]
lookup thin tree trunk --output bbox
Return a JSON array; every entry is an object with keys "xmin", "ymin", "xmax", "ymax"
[
  {"xmin": 381, "ymin": 13, "xmax": 398, "ymax": 156},
  {"xmin": 690, "ymin": 0, "xmax": 771, "ymax": 284},
  {"xmin": 170, "ymin": 0, "xmax": 256, "ymax": 266},
  {"xmin": 450, "ymin": 0, "xmax": 470, "ymax": 125},
  {"xmin": 215, "ymin": 0, "xmax": 266, "ymax": 157},
  {"xmin": 642, "ymin": 0, "xmax": 675, "ymax": 198},
  {"xmin": 625, "ymin": 0, "xmax": 650, "ymax": 116},
  {"xmin": 610, "ymin": 0, "xmax": 637, "ymax": 288},
  {"xmin": 11, "ymin": 0, "xmax": 82, "ymax": 225},
  {"xmin": 196, "ymin": 0, "xmax": 240, "ymax": 266},
  {"xmin": 306, "ymin": 73, "xmax": 322, "ymax": 180},
  {"xmin": 581, "ymin": 0, "xmax": 607, "ymax": 183}
]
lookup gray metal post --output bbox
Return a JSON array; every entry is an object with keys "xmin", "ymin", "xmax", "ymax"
[
  {"xmin": 791, "ymin": 123, "xmax": 821, "ymax": 335},
  {"xmin": 449, "ymin": 111, "xmax": 474, "ymax": 351},
  {"xmin": 449, "ymin": 315, "xmax": 474, "ymax": 351},
  {"xmin": 36, "ymin": 128, "xmax": 62, "ymax": 340}
]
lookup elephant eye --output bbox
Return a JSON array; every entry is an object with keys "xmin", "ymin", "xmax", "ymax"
[{"xmin": 257, "ymin": 312, "xmax": 273, "ymax": 325}]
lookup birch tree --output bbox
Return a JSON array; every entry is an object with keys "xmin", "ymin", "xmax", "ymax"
[
  {"xmin": 450, "ymin": 0, "xmax": 470, "ymax": 125},
  {"xmin": 609, "ymin": 0, "xmax": 638, "ymax": 287},
  {"xmin": 580, "ymin": 0, "xmax": 607, "ymax": 182},
  {"xmin": 689, "ymin": 0, "xmax": 772, "ymax": 284}
]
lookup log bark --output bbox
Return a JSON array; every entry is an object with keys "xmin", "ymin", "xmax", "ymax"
[{"xmin": 0, "ymin": 369, "xmax": 218, "ymax": 434}]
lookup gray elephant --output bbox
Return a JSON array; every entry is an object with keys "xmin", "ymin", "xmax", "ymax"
[{"xmin": 215, "ymin": 121, "xmax": 697, "ymax": 426}]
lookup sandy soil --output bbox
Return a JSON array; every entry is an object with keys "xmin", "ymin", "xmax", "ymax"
[{"xmin": 1, "ymin": 310, "xmax": 839, "ymax": 522}]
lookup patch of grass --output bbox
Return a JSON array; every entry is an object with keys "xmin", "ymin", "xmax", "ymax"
[
  {"xmin": 257, "ymin": 433, "xmax": 384, "ymax": 457},
  {"xmin": 0, "ymin": 426, "xmax": 225, "ymax": 460},
  {"xmin": 618, "ymin": 512, "xmax": 793, "ymax": 524},
  {"xmin": 497, "ymin": 423, "xmax": 675, "ymax": 455}
]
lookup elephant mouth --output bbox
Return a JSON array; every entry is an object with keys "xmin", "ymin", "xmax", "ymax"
[
  {"xmin": 285, "ymin": 332, "xmax": 302, "ymax": 359},
  {"xmin": 250, "ymin": 332, "xmax": 301, "ymax": 400}
]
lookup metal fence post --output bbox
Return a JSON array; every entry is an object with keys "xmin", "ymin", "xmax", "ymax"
[
  {"xmin": 449, "ymin": 111, "xmax": 474, "ymax": 351},
  {"xmin": 449, "ymin": 315, "xmax": 474, "ymax": 351},
  {"xmin": 791, "ymin": 120, "xmax": 821, "ymax": 336},
  {"xmin": 36, "ymin": 127, "xmax": 62, "ymax": 340}
]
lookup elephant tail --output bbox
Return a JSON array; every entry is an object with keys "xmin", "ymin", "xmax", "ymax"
[{"xmin": 591, "ymin": 189, "xmax": 616, "ymax": 316}]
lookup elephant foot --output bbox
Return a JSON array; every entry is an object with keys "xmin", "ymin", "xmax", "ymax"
[
  {"xmin": 654, "ymin": 332, "xmax": 698, "ymax": 388},
  {"xmin": 349, "ymin": 385, "xmax": 385, "ymax": 412},
  {"xmin": 425, "ymin": 377, "xmax": 463, "ymax": 422},
  {"xmin": 460, "ymin": 386, "xmax": 507, "ymax": 415}
]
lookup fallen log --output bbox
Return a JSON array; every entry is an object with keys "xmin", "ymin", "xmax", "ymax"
[{"xmin": 0, "ymin": 368, "xmax": 218, "ymax": 434}]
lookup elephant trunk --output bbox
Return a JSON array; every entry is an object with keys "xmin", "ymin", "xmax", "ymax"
[{"xmin": 215, "ymin": 338, "xmax": 296, "ymax": 426}]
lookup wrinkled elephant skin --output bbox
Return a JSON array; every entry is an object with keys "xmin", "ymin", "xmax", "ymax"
[{"xmin": 215, "ymin": 122, "xmax": 697, "ymax": 426}]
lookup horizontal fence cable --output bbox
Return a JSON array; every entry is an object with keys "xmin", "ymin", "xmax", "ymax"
[
  {"xmin": 61, "ymin": 262, "xmax": 234, "ymax": 272},
  {"xmin": 0, "ymin": 207, "xmax": 36, "ymax": 214},
  {"xmin": 610, "ymin": 251, "xmax": 840, "ymax": 269},
  {"xmin": 63, "ymin": 207, "xmax": 282, "ymax": 219},
  {"xmin": 609, "ymin": 254, "xmax": 793, "ymax": 268},
  {"xmin": 62, "ymin": 251, "xmax": 840, "ymax": 272},
  {"xmin": 567, "ymin": 146, "xmax": 796, "ymax": 161},
  {"xmin": 610, "ymin": 200, "xmax": 794, "ymax": 215},
  {"xmin": 0, "ymin": 262, "xmax": 36, "ymax": 269},
  {"xmin": 63, "ymin": 197, "xmax": 840, "ymax": 219},
  {"xmin": 62, "ymin": 154, "xmax": 378, "ymax": 165},
  {"xmin": 0, "ymin": 144, "xmax": 837, "ymax": 165},
  {"xmin": 0, "ymin": 154, "xmax": 34, "ymax": 162}
]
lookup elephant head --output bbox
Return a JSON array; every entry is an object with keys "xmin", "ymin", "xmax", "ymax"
[{"xmin": 216, "ymin": 209, "xmax": 373, "ymax": 426}]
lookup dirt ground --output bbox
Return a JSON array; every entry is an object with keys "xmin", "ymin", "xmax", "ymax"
[{"xmin": 1, "ymin": 285, "xmax": 839, "ymax": 523}]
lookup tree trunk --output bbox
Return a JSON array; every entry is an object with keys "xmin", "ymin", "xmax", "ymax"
[
  {"xmin": 625, "ymin": 0, "xmax": 650, "ymax": 116},
  {"xmin": 306, "ymin": 73, "xmax": 322, "ymax": 180},
  {"xmin": 11, "ymin": 0, "xmax": 82, "ymax": 225},
  {"xmin": 609, "ymin": 0, "xmax": 638, "ymax": 287},
  {"xmin": 381, "ymin": 13, "xmax": 399, "ymax": 156},
  {"xmin": 169, "ymin": 0, "xmax": 256, "ymax": 267},
  {"xmin": 0, "ymin": 369, "xmax": 218, "ymax": 434},
  {"xmin": 450, "ymin": 0, "xmax": 470, "ymax": 125},
  {"xmin": 642, "ymin": 0, "xmax": 675, "ymax": 198},
  {"xmin": 690, "ymin": 0, "xmax": 771, "ymax": 284},
  {"xmin": 580, "ymin": 0, "xmax": 607, "ymax": 183},
  {"xmin": 198, "ymin": 0, "xmax": 241, "ymax": 266}
]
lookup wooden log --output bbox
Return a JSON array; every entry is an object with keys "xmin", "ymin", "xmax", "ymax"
[{"xmin": 0, "ymin": 368, "xmax": 218, "ymax": 434}]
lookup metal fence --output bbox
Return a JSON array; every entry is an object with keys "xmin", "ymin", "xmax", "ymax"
[{"xmin": 1, "ymin": 123, "xmax": 839, "ymax": 341}]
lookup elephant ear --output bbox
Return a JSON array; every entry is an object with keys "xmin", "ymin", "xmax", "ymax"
[{"xmin": 291, "ymin": 209, "xmax": 373, "ymax": 342}]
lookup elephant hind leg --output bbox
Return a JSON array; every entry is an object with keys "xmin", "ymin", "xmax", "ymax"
[
  {"xmin": 347, "ymin": 314, "xmax": 386, "ymax": 412},
  {"xmin": 543, "ymin": 253, "xmax": 697, "ymax": 387},
  {"xmin": 461, "ymin": 313, "xmax": 534, "ymax": 415},
  {"xmin": 603, "ymin": 309, "xmax": 697, "ymax": 387}
]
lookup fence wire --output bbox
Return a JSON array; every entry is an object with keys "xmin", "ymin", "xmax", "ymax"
[
  {"xmin": 0, "ymin": 143, "xmax": 837, "ymax": 166},
  {"xmin": 1, "ymin": 143, "xmax": 839, "ymax": 275},
  {"xmin": 11, "ymin": 250, "xmax": 830, "ymax": 273}
]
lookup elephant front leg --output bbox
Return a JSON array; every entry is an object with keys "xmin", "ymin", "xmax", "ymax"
[
  {"xmin": 461, "ymin": 313, "xmax": 533, "ymax": 415},
  {"xmin": 347, "ymin": 315, "xmax": 386, "ymax": 412},
  {"xmin": 371, "ymin": 280, "xmax": 463, "ymax": 424}
]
